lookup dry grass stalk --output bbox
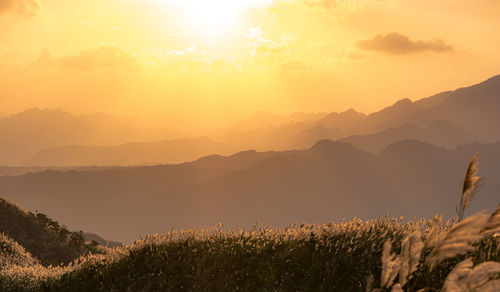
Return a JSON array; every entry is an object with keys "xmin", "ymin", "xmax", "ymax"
[
  {"xmin": 390, "ymin": 283, "xmax": 403, "ymax": 292},
  {"xmin": 443, "ymin": 258, "xmax": 500, "ymax": 292},
  {"xmin": 458, "ymin": 153, "xmax": 481, "ymax": 221},
  {"xmin": 425, "ymin": 213, "xmax": 489, "ymax": 270},
  {"xmin": 425, "ymin": 215, "xmax": 444, "ymax": 249},
  {"xmin": 381, "ymin": 240, "xmax": 401, "ymax": 288},
  {"xmin": 481, "ymin": 204, "xmax": 500, "ymax": 236},
  {"xmin": 399, "ymin": 231, "xmax": 424, "ymax": 287}
]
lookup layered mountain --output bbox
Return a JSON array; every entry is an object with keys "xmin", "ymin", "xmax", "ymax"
[
  {"xmin": 352, "ymin": 75, "xmax": 500, "ymax": 142},
  {"xmin": 341, "ymin": 120, "xmax": 475, "ymax": 153},
  {"xmin": 273, "ymin": 74, "xmax": 500, "ymax": 150},
  {"xmin": 24, "ymin": 137, "xmax": 236, "ymax": 167},
  {"xmin": 0, "ymin": 140, "xmax": 498, "ymax": 242},
  {"xmin": 312, "ymin": 109, "xmax": 366, "ymax": 132},
  {"xmin": 352, "ymin": 91, "xmax": 452, "ymax": 134},
  {"xmin": 214, "ymin": 109, "xmax": 365, "ymax": 150},
  {"xmin": 221, "ymin": 110, "xmax": 327, "ymax": 134},
  {"xmin": 0, "ymin": 108, "xmax": 178, "ymax": 165}
]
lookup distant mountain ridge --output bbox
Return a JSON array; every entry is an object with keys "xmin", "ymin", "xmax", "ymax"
[
  {"xmin": 341, "ymin": 120, "xmax": 474, "ymax": 153},
  {"xmin": 214, "ymin": 109, "xmax": 365, "ymax": 150},
  {"xmin": 270, "ymin": 74, "xmax": 500, "ymax": 150},
  {"xmin": 1, "ymin": 74, "xmax": 499, "ymax": 166},
  {"xmin": 0, "ymin": 108, "xmax": 179, "ymax": 165},
  {"xmin": 352, "ymin": 75, "xmax": 500, "ymax": 139},
  {"xmin": 24, "ymin": 137, "xmax": 236, "ymax": 167},
  {"xmin": 313, "ymin": 108, "xmax": 366, "ymax": 131},
  {"xmin": 0, "ymin": 139, "xmax": 498, "ymax": 242}
]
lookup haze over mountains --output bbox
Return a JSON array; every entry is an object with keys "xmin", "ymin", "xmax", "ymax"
[
  {"xmin": 0, "ymin": 139, "xmax": 498, "ymax": 242},
  {"xmin": 26, "ymin": 137, "xmax": 236, "ymax": 167},
  {"xmin": 0, "ymin": 74, "xmax": 499, "ymax": 242},
  {"xmin": 1, "ymin": 75, "xmax": 499, "ymax": 166},
  {"xmin": 0, "ymin": 109, "xmax": 180, "ymax": 165},
  {"xmin": 215, "ymin": 74, "xmax": 499, "ymax": 152}
]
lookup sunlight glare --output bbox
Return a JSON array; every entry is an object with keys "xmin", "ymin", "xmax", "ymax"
[{"xmin": 161, "ymin": 0, "xmax": 271, "ymax": 39}]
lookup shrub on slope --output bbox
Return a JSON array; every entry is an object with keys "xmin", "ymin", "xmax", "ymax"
[{"xmin": 0, "ymin": 198, "xmax": 100, "ymax": 266}]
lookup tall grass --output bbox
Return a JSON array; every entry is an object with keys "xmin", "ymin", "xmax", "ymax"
[
  {"xmin": 0, "ymin": 154, "xmax": 499, "ymax": 291},
  {"xmin": 458, "ymin": 153, "xmax": 481, "ymax": 221}
]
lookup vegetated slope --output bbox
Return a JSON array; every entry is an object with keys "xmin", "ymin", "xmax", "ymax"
[
  {"xmin": 0, "ymin": 198, "xmax": 100, "ymax": 266},
  {"xmin": 83, "ymin": 233, "xmax": 122, "ymax": 248},
  {"xmin": 1, "ymin": 213, "xmax": 499, "ymax": 291},
  {"xmin": 24, "ymin": 137, "xmax": 236, "ymax": 167},
  {"xmin": 0, "ymin": 233, "xmax": 40, "ymax": 268},
  {"xmin": 0, "ymin": 140, "xmax": 498, "ymax": 243}
]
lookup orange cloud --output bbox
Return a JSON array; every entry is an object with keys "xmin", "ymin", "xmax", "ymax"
[
  {"xmin": 0, "ymin": 0, "xmax": 39, "ymax": 17},
  {"xmin": 357, "ymin": 32, "xmax": 453, "ymax": 55},
  {"xmin": 59, "ymin": 46, "xmax": 140, "ymax": 71}
]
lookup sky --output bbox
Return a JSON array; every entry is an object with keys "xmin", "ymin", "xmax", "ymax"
[{"xmin": 1, "ymin": 0, "xmax": 500, "ymax": 132}]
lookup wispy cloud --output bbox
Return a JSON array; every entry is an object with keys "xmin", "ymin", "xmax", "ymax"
[
  {"xmin": 0, "ymin": 0, "xmax": 40, "ymax": 18},
  {"xmin": 357, "ymin": 32, "xmax": 454, "ymax": 55},
  {"xmin": 36, "ymin": 46, "xmax": 140, "ymax": 71}
]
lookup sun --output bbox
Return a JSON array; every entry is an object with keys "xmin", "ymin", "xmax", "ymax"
[
  {"xmin": 162, "ymin": 0, "xmax": 271, "ymax": 39},
  {"xmin": 183, "ymin": 0, "xmax": 240, "ymax": 38}
]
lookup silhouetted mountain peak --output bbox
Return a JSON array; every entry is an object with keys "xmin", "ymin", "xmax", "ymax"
[
  {"xmin": 393, "ymin": 98, "xmax": 413, "ymax": 107},
  {"xmin": 342, "ymin": 108, "xmax": 361, "ymax": 115},
  {"xmin": 11, "ymin": 108, "xmax": 75, "ymax": 120},
  {"xmin": 308, "ymin": 139, "xmax": 361, "ymax": 156},
  {"xmin": 314, "ymin": 108, "xmax": 366, "ymax": 132}
]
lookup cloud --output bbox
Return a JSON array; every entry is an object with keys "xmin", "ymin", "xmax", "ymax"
[
  {"xmin": 0, "ymin": 0, "xmax": 40, "ymax": 17},
  {"xmin": 357, "ymin": 32, "xmax": 453, "ymax": 55},
  {"xmin": 304, "ymin": 0, "xmax": 338, "ymax": 9},
  {"xmin": 246, "ymin": 28, "xmax": 288, "ymax": 57},
  {"xmin": 59, "ymin": 46, "xmax": 140, "ymax": 70}
]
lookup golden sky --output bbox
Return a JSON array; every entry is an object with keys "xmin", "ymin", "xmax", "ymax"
[{"xmin": 1, "ymin": 0, "xmax": 500, "ymax": 132}]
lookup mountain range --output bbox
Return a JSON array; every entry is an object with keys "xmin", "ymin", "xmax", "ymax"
[
  {"xmin": 25, "ymin": 137, "xmax": 236, "ymax": 167},
  {"xmin": 1, "ymin": 75, "xmax": 499, "ymax": 166},
  {"xmin": 0, "ymin": 74, "xmax": 499, "ymax": 242},
  {"xmin": 0, "ymin": 139, "xmax": 498, "ymax": 242},
  {"xmin": 0, "ymin": 108, "xmax": 178, "ymax": 165}
]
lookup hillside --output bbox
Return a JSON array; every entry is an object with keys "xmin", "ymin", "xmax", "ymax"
[
  {"xmin": 1, "ymin": 211, "xmax": 499, "ymax": 291},
  {"xmin": 0, "ymin": 140, "xmax": 498, "ymax": 242},
  {"xmin": 0, "ymin": 198, "xmax": 101, "ymax": 266}
]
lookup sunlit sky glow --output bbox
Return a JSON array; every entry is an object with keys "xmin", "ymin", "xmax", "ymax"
[{"xmin": 1, "ymin": 0, "xmax": 500, "ymax": 132}]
